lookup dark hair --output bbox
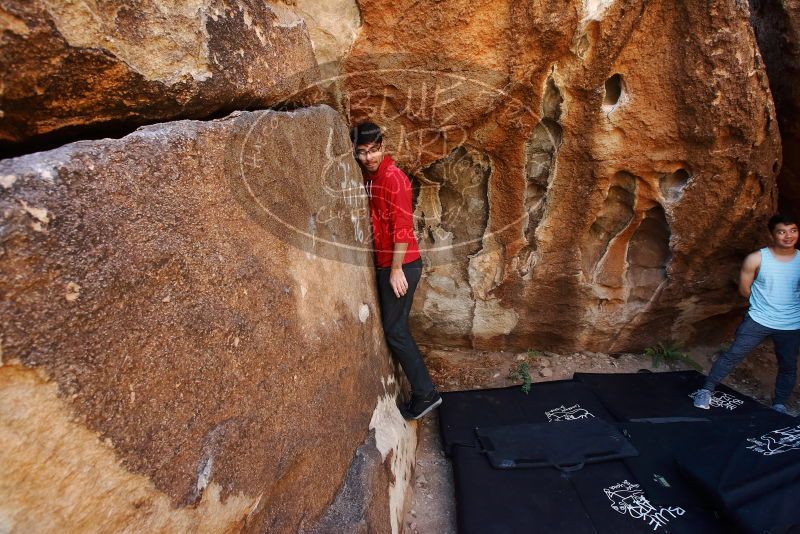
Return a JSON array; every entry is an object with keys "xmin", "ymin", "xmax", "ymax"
[
  {"xmin": 351, "ymin": 122, "xmax": 383, "ymax": 147},
  {"xmin": 768, "ymin": 213, "xmax": 798, "ymax": 231}
]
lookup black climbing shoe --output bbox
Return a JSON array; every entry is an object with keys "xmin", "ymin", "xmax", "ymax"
[{"xmin": 402, "ymin": 390, "xmax": 442, "ymax": 420}]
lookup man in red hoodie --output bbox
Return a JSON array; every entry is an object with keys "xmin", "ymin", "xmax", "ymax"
[{"xmin": 351, "ymin": 122, "xmax": 442, "ymax": 420}]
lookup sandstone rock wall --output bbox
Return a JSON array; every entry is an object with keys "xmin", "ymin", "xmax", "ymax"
[
  {"xmin": 0, "ymin": 105, "xmax": 412, "ymax": 534},
  {"xmin": 0, "ymin": 0, "xmax": 792, "ymax": 530},
  {"xmin": 0, "ymin": 0, "xmax": 322, "ymax": 153},
  {"xmin": 749, "ymin": 0, "xmax": 800, "ymax": 221},
  {"xmin": 278, "ymin": 0, "xmax": 361, "ymax": 66},
  {"xmin": 343, "ymin": 0, "xmax": 781, "ymax": 352}
]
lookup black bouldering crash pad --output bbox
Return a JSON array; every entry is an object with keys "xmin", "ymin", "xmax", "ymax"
[
  {"xmin": 451, "ymin": 444, "xmax": 726, "ymax": 534},
  {"xmin": 675, "ymin": 417, "xmax": 800, "ymax": 511},
  {"xmin": 440, "ymin": 372, "xmax": 798, "ymax": 534}
]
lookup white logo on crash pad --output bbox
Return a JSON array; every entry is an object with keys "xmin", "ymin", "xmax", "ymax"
[
  {"xmin": 604, "ymin": 480, "xmax": 685, "ymax": 531},
  {"xmin": 545, "ymin": 404, "xmax": 595, "ymax": 422},
  {"xmin": 746, "ymin": 425, "xmax": 800, "ymax": 456}
]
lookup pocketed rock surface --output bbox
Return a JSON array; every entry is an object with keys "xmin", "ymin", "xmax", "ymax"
[
  {"xmin": 749, "ymin": 0, "xmax": 800, "ymax": 221},
  {"xmin": 344, "ymin": 0, "xmax": 781, "ymax": 353},
  {"xmin": 0, "ymin": 105, "xmax": 412, "ymax": 533}
]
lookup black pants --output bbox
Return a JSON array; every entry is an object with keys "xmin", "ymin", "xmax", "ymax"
[{"xmin": 376, "ymin": 258, "xmax": 435, "ymax": 397}]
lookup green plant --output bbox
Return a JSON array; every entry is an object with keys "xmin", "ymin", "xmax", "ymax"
[
  {"xmin": 527, "ymin": 349, "xmax": 545, "ymax": 359},
  {"xmin": 508, "ymin": 360, "xmax": 532, "ymax": 394},
  {"xmin": 643, "ymin": 341, "xmax": 701, "ymax": 371}
]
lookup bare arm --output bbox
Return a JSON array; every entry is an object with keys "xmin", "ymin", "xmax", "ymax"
[
  {"xmin": 391, "ymin": 242, "xmax": 409, "ymax": 270},
  {"xmin": 738, "ymin": 251, "xmax": 761, "ymax": 298}
]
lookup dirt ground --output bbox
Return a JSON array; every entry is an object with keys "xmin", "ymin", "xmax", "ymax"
[{"xmin": 402, "ymin": 342, "xmax": 799, "ymax": 534}]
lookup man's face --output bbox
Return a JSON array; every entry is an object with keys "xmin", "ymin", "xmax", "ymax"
[
  {"xmin": 355, "ymin": 141, "xmax": 384, "ymax": 173},
  {"xmin": 772, "ymin": 223, "xmax": 799, "ymax": 249}
]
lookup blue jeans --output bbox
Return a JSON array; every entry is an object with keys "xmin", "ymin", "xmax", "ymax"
[{"xmin": 704, "ymin": 314, "xmax": 800, "ymax": 405}]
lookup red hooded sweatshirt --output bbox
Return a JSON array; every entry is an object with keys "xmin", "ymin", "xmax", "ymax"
[{"xmin": 364, "ymin": 155, "xmax": 421, "ymax": 268}]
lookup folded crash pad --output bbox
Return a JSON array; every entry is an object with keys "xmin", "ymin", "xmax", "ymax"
[
  {"xmin": 439, "ymin": 380, "xmax": 613, "ymax": 454},
  {"xmin": 476, "ymin": 418, "xmax": 638, "ymax": 471}
]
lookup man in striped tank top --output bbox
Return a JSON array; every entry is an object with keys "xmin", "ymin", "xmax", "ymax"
[{"xmin": 694, "ymin": 214, "xmax": 800, "ymax": 414}]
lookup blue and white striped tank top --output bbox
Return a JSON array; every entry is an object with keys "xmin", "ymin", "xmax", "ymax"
[{"xmin": 748, "ymin": 247, "xmax": 800, "ymax": 330}]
